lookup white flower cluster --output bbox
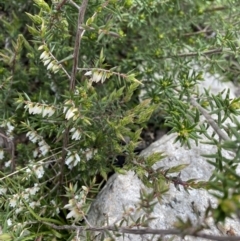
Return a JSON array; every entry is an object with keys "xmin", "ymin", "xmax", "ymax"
[
  {"xmin": 84, "ymin": 148, "xmax": 98, "ymax": 161},
  {"xmin": 65, "ymin": 151, "xmax": 81, "ymax": 169},
  {"xmin": 1, "ymin": 121, "xmax": 14, "ymax": 137},
  {"xmin": 38, "ymin": 45, "xmax": 60, "ymax": 73},
  {"xmin": 85, "ymin": 70, "xmax": 109, "ymax": 83},
  {"xmin": 25, "ymin": 102, "xmax": 55, "ymax": 118},
  {"xmin": 63, "ymin": 100, "xmax": 80, "ymax": 120},
  {"xmin": 9, "ymin": 184, "xmax": 40, "ymax": 213},
  {"xmin": 64, "ymin": 186, "xmax": 88, "ymax": 221},
  {"xmin": 26, "ymin": 131, "xmax": 50, "ymax": 157},
  {"xmin": 26, "ymin": 162, "xmax": 45, "ymax": 179}
]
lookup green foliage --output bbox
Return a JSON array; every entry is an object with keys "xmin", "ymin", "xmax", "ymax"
[{"xmin": 0, "ymin": 0, "xmax": 240, "ymax": 240}]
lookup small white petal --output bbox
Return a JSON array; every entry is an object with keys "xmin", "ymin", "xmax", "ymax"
[
  {"xmin": 0, "ymin": 150, "xmax": 4, "ymax": 160},
  {"xmin": 7, "ymin": 122, "xmax": 14, "ymax": 132},
  {"xmin": 34, "ymin": 165, "xmax": 45, "ymax": 178},
  {"xmin": 47, "ymin": 107, "xmax": 55, "ymax": 117},
  {"xmin": 52, "ymin": 64, "xmax": 60, "ymax": 73},
  {"xmin": 4, "ymin": 160, "xmax": 11, "ymax": 168},
  {"xmin": 85, "ymin": 71, "xmax": 92, "ymax": 76},
  {"xmin": 66, "ymin": 209, "xmax": 75, "ymax": 219},
  {"xmin": 65, "ymin": 107, "xmax": 78, "ymax": 120},
  {"xmin": 0, "ymin": 188, "xmax": 7, "ymax": 195},
  {"xmin": 65, "ymin": 155, "xmax": 74, "ymax": 166},
  {"xmin": 70, "ymin": 127, "xmax": 76, "ymax": 133},
  {"xmin": 43, "ymin": 58, "xmax": 51, "ymax": 66},
  {"xmin": 38, "ymin": 45, "xmax": 44, "ymax": 50},
  {"xmin": 40, "ymin": 51, "xmax": 49, "ymax": 60},
  {"xmin": 92, "ymin": 71, "xmax": 102, "ymax": 83},
  {"xmin": 47, "ymin": 61, "xmax": 54, "ymax": 70},
  {"xmin": 7, "ymin": 219, "xmax": 12, "ymax": 226},
  {"xmin": 33, "ymin": 149, "xmax": 39, "ymax": 158},
  {"xmin": 72, "ymin": 129, "xmax": 81, "ymax": 140},
  {"xmin": 75, "ymin": 153, "xmax": 80, "ymax": 162},
  {"xmin": 39, "ymin": 144, "xmax": 49, "ymax": 156},
  {"xmin": 42, "ymin": 107, "xmax": 49, "ymax": 117},
  {"xmin": 32, "ymin": 105, "xmax": 42, "ymax": 115}
]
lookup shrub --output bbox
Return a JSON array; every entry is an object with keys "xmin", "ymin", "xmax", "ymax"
[{"xmin": 0, "ymin": 0, "xmax": 240, "ymax": 240}]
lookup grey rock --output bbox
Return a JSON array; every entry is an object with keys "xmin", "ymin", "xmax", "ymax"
[{"xmin": 86, "ymin": 76, "xmax": 240, "ymax": 241}]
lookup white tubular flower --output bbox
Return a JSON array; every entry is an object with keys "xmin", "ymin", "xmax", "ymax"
[
  {"xmin": 39, "ymin": 140, "xmax": 50, "ymax": 156},
  {"xmin": 42, "ymin": 106, "xmax": 55, "ymax": 117},
  {"xmin": 26, "ymin": 131, "xmax": 39, "ymax": 143},
  {"xmin": 92, "ymin": 71, "xmax": 102, "ymax": 83},
  {"xmin": 27, "ymin": 103, "xmax": 42, "ymax": 115},
  {"xmin": 47, "ymin": 61, "xmax": 54, "ymax": 70},
  {"xmin": 4, "ymin": 160, "xmax": 11, "ymax": 168},
  {"xmin": 64, "ymin": 199, "xmax": 82, "ymax": 221},
  {"xmin": 33, "ymin": 149, "xmax": 39, "ymax": 158},
  {"xmin": 33, "ymin": 104, "xmax": 42, "ymax": 114},
  {"xmin": 47, "ymin": 106, "xmax": 55, "ymax": 117},
  {"xmin": 52, "ymin": 64, "xmax": 60, "ymax": 73},
  {"xmin": 40, "ymin": 51, "xmax": 49, "ymax": 60},
  {"xmin": 7, "ymin": 219, "xmax": 12, "ymax": 226},
  {"xmin": 27, "ymin": 103, "xmax": 34, "ymax": 114},
  {"xmin": 65, "ymin": 107, "xmax": 78, "ymax": 120},
  {"xmin": 74, "ymin": 153, "xmax": 80, "ymax": 164},
  {"xmin": 43, "ymin": 58, "xmax": 51, "ymax": 66},
  {"xmin": 42, "ymin": 107, "xmax": 49, "ymax": 117},
  {"xmin": 70, "ymin": 128, "xmax": 81, "ymax": 140},
  {"xmin": 85, "ymin": 148, "xmax": 98, "ymax": 161},
  {"xmin": 65, "ymin": 152, "xmax": 81, "ymax": 169},
  {"xmin": 38, "ymin": 45, "xmax": 44, "ymax": 50},
  {"xmin": 65, "ymin": 153, "xmax": 74, "ymax": 168},
  {"xmin": 6, "ymin": 122, "xmax": 14, "ymax": 132},
  {"xmin": 0, "ymin": 149, "xmax": 4, "ymax": 160},
  {"xmin": 84, "ymin": 70, "xmax": 92, "ymax": 76}
]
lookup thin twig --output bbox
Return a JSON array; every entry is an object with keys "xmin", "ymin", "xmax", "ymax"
[
  {"xmin": 205, "ymin": 6, "xmax": 228, "ymax": 12},
  {"xmin": 78, "ymin": 67, "xmax": 128, "ymax": 79},
  {"xmin": 0, "ymin": 131, "xmax": 15, "ymax": 172},
  {"xmin": 183, "ymin": 25, "xmax": 212, "ymax": 37},
  {"xmin": 0, "ymin": 156, "xmax": 61, "ymax": 181},
  {"xmin": 84, "ymin": 26, "xmax": 120, "ymax": 38},
  {"xmin": 70, "ymin": 0, "xmax": 89, "ymax": 91},
  {"xmin": 42, "ymin": 40, "xmax": 71, "ymax": 80},
  {"xmin": 162, "ymin": 46, "xmax": 240, "ymax": 59},
  {"xmin": 43, "ymin": 222, "xmax": 240, "ymax": 241},
  {"xmin": 60, "ymin": 0, "xmax": 89, "ymax": 186},
  {"xmin": 56, "ymin": 0, "xmax": 68, "ymax": 10},
  {"xmin": 68, "ymin": 0, "xmax": 81, "ymax": 10},
  {"xmin": 183, "ymin": 30, "xmax": 208, "ymax": 37},
  {"xmin": 164, "ymin": 48, "xmax": 224, "ymax": 59},
  {"xmin": 190, "ymin": 97, "xmax": 230, "ymax": 141}
]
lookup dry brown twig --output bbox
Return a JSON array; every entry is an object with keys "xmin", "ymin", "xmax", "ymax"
[
  {"xmin": 60, "ymin": 0, "xmax": 89, "ymax": 185},
  {"xmin": 43, "ymin": 222, "xmax": 240, "ymax": 241},
  {"xmin": 189, "ymin": 97, "xmax": 230, "ymax": 142}
]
